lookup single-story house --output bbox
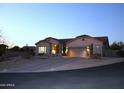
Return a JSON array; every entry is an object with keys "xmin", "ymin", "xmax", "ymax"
[{"xmin": 35, "ymin": 35, "xmax": 109, "ymax": 58}]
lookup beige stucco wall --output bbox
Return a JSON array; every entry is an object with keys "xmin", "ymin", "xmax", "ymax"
[
  {"xmin": 93, "ymin": 44, "xmax": 103, "ymax": 55},
  {"xmin": 45, "ymin": 38, "xmax": 59, "ymax": 44},
  {"xmin": 67, "ymin": 37, "xmax": 103, "ymax": 47},
  {"xmin": 68, "ymin": 48, "xmax": 84, "ymax": 57},
  {"xmin": 36, "ymin": 38, "xmax": 60, "ymax": 55},
  {"xmin": 67, "ymin": 37, "xmax": 103, "ymax": 57},
  {"xmin": 36, "ymin": 42, "xmax": 50, "ymax": 55}
]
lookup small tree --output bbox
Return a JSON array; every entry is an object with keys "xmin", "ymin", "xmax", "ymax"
[
  {"xmin": 110, "ymin": 41, "xmax": 124, "ymax": 57},
  {"xmin": 62, "ymin": 47, "xmax": 66, "ymax": 56},
  {"xmin": 110, "ymin": 41, "xmax": 122, "ymax": 50},
  {"xmin": 9, "ymin": 46, "xmax": 20, "ymax": 51}
]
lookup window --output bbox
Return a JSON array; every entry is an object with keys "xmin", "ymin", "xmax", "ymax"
[{"xmin": 38, "ymin": 47, "xmax": 46, "ymax": 54}]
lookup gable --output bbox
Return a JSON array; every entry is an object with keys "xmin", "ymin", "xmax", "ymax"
[
  {"xmin": 36, "ymin": 40, "xmax": 50, "ymax": 47},
  {"xmin": 66, "ymin": 37, "xmax": 103, "ymax": 47},
  {"xmin": 95, "ymin": 37, "xmax": 109, "ymax": 48},
  {"xmin": 45, "ymin": 38, "xmax": 59, "ymax": 44}
]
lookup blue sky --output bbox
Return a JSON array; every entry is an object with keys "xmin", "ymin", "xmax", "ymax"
[{"xmin": 0, "ymin": 3, "xmax": 124, "ymax": 47}]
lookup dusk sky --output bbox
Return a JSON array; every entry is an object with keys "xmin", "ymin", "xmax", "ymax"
[{"xmin": 0, "ymin": 3, "xmax": 124, "ymax": 47}]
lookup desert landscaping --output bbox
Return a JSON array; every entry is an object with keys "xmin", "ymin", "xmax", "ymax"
[{"xmin": 0, "ymin": 56, "xmax": 124, "ymax": 73}]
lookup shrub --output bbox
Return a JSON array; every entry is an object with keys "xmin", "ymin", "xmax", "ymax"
[
  {"xmin": 117, "ymin": 51, "xmax": 124, "ymax": 57},
  {"xmin": 38, "ymin": 53, "xmax": 45, "ymax": 56},
  {"xmin": 0, "ymin": 56, "xmax": 4, "ymax": 62},
  {"xmin": 9, "ymin": 46, "xmax": 20, "ymax": 51},
  {"xmin": 92, "ymin": 54, "xmax": 101, "ymax": 59},
  {"xmin": 25, "ymin": 55, "xmax": 31, "ymax": 59}
]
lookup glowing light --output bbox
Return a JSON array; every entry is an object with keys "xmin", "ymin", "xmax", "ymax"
[
  {"xmin": 52, "ymin": 50, "xmax": 56, "ymax": 54},
  {"xmin": 82, "ymin": 46, "xmax": 90, "ymax": 58},
  {"xmin": 51, "ymin": 44, "xmax": 57, "ymax": 55},
  {"xmin": 62, "ymin": 50, "xmax": 63, "ymax": 54},
  {"xmin": 65, "ymin": 47, "xmax": 68, "ymax": 54},
  {"xmin": 69, "ymin": 50, "xmax": 74, "ymax": 57},
  {"xmin": 82, "ymin": 50, "xmax": 87, "ymax": 58},
  {"xmin": 86, "ymin": 46, "xmax": 90, "ymax": 52},
  {"xmin": 39, "ymin": 46, "xmax": 46, "ymax": 54}
]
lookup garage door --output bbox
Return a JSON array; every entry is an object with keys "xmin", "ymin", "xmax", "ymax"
[{"xmin": 68, "ymin": 47, "xmax": 90, "ymax": 57}]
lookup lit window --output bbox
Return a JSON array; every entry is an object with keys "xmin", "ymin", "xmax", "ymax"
[{"xmin": 39, "ymin": 47, "xmax": 46, "ymax": 54}]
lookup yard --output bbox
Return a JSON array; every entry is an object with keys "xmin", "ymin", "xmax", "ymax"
[{"xmin": 0, "ymin": 56, "xmax": 124, "ymax": 73}]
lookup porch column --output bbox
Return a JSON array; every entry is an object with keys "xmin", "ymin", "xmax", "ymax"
[{"xmin": 100, "ymin": 45, "xmax": 103, "ymax": 56}]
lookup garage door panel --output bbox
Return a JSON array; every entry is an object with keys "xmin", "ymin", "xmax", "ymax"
[
  {"xmin": 68, "ymin": 47, "xmax": 90, "ymax": 57},
  {"xmin": 69, "ymin": 48, "xmax": 82, "ymax": 57}
]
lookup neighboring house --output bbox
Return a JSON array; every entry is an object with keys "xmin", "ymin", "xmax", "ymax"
[
  {"xmin": 35, "ymin": 35, "xmax": 109, "ymax": 58},
  {"xmin": 22, "ymin": 46, "xmax": 36, "ymax": 51},
  {"xmin": 22, "ymin": 46, "xmax": 36, "ymax": 54}
]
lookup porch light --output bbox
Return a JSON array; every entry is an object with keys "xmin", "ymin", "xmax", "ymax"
[
  {"xmin": 86, "ymin": 46, "xmax": 90, "ymax": 52},
  {"xmin": 62, "ymin": 50, "xmax": 63, "ymax": 54}
]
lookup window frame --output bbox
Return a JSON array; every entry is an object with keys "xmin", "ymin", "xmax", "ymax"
[{"xmin": 38, "ymin": 46, "xmax": 47, "ymax": 54}]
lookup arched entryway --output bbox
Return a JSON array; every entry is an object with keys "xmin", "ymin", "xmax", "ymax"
[{"xmin": 51, "ymin": 43, "xmax": 59, "ymax": 55}]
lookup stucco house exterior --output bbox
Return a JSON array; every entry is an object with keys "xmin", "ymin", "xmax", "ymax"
[{"xmin": 35, "ymin": 35, "xmax": 109, "ymax": 58}]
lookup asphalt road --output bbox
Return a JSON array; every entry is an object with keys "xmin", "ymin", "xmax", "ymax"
[{"xmin": 0, "ymin": 61, "xmax": 124, "ymax": 89}]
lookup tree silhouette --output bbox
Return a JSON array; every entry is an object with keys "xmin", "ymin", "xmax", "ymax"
[
  {"xmin": 110, "ymin": 41, "xmax": 124, "ymax": 50},
  {"xmin": 9, "ymin": 46, "xmax": 20, "ymax": 51},
  {"xmin": 0, "ymin": 30, "xmax": 8, "ymax": 56}
]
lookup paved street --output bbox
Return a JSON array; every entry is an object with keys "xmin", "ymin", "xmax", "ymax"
[{"xmin": 0, "ymin": 61, "xmax": 124, "ymax": 89}]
